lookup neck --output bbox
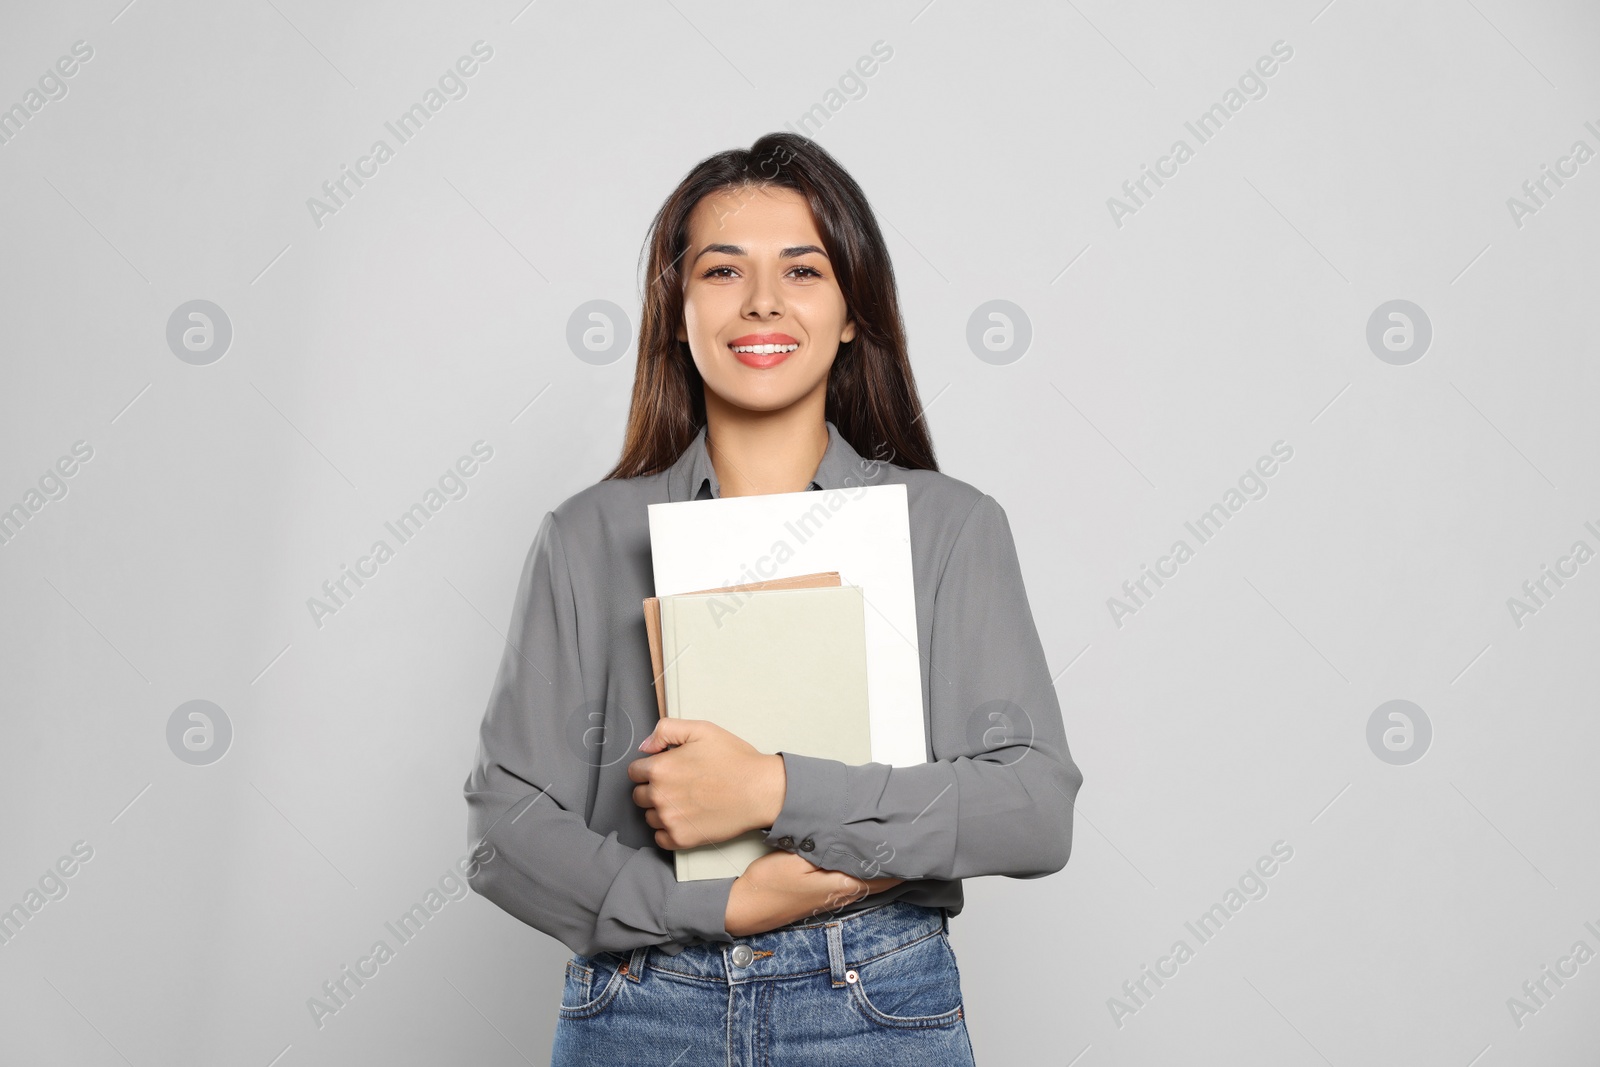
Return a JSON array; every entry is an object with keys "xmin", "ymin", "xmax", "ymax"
[{"xmin": 703, "ymin": 393, "xmax": 829, "ymax": 498}]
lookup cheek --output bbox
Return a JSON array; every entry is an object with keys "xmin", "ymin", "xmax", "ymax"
[
  {"xmin": 799, "ymin": 292, "xmax": 850, "ymax": 334},
  {"xmin": 683, "ymin": 290, "xmax": 735, "ymax": 338}
]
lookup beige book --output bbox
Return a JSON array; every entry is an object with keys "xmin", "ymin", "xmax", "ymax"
[
  {"xmin": 644, "ymin": 571, "xmax": 841, "ymax": 721},
  {"xmin": 653, "ymin": 584, "xmax": 873, "ymax": 881}
]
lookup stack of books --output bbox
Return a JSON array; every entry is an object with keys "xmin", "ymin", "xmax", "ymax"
[
  {"xmin": 645, "ymin": 483, "xmax": 925, "ymax": 881},
  {"xmin": 643, "ymin": 572, "xmax": 873, "ymax": 881}
]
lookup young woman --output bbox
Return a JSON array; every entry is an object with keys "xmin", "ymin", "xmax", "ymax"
[{"xmin": 464, "ymin": 132, "xmax": 1083, "ymax": 1065}]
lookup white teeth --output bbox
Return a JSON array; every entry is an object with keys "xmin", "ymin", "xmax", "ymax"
[{"xmin": 730, "ymin": 344, "xmax": 798, "ymax": 354}]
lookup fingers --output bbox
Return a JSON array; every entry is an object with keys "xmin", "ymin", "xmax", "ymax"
[{"xmin": 820, "ymin": 873, "xmax": 871, "ymax": 906}]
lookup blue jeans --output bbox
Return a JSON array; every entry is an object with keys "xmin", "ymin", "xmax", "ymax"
[{"xmin": 552, "ymin": 900, "xmax": 976, "ymax": 1065}]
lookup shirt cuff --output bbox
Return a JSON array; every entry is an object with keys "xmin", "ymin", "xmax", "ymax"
[
  {"xmin": 664, "ymin": 874, "xmax": 737, "ymax": 946},
  {"xmin": 762, "ymin": 751, "xmax": 854, "ymax": 867}
]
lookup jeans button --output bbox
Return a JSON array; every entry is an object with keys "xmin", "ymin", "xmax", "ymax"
[{"xmin": 730, "ymin": 944, "xmax": 754, "ymax": 967}]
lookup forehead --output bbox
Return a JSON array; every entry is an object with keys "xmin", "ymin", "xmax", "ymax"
[{"xmin": 686, "ymin": 185, "xmax": 823, "ymax": 248}]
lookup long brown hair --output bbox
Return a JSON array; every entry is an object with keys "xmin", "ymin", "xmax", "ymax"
[{"xmin": 603, "ymin": 132, "xmax": 938, "ymax": 481}]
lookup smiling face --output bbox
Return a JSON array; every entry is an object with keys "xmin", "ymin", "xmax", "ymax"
[{"xmin": 675, "ymin": 184, "xmax": 857, "ymax": 416}]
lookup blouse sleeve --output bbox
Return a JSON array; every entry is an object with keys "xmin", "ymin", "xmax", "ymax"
[
  {"xmin": 463, "ymin": 510, "xmax": 737, "ymax": 957},
  {"xmin": 760, "ymin": 493, "xmax": 1083, "ymax": 882}
]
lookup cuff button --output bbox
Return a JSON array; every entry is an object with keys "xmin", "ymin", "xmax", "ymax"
[
  {"xmin": 777, "ymin": 835, "xmax": 795, "ymax": 849},
  {"xmin": 800, "ymin": 838, "xmax": 815, "ymax": 852}
]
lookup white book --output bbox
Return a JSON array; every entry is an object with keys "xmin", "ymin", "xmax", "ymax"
[{"xmin": 648, "ymin": 482, "xmax": 926, "ymax": 769}]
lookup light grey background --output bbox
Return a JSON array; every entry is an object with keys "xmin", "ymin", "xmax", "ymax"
[{"xmin": 2, "ymin": 0, "xmax": 1597, "ymax": 1064}]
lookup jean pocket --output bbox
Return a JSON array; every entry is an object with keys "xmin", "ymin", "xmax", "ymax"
[
  {"xmin": 846, "ymin": 930, "xmax": 965, "ymax": 1030},
  {"xmin": 558, "ymin": 952, "xmax": 626, "ymax": 1019}
]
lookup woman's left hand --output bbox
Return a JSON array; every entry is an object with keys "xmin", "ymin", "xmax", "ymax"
[{"xmin": 629, "ymin": 719, "xmax": 785, "ymax": 850}]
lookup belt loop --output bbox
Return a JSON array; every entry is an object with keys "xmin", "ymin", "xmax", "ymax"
[
  {"xmin": 625, "ymin": 944, "xmax": 649, "ymax": 983},
  {"xmin": 825, "ymin": 922, "xmax": 847, "ymax": 987}
]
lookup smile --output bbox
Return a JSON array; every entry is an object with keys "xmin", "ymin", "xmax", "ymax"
[{"xmin": 729, "ymin": 341, "xmax": 798, "ymax": 368}]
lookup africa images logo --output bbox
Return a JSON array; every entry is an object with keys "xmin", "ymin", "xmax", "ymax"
[{"xmin": 305, "ymin": 41, "xmax": 494, "ymax": 230}]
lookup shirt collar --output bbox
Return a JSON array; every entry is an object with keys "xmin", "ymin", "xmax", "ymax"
[{"xmin": 666, "ymin": 419, "xmax": 871, "ymax": 502}]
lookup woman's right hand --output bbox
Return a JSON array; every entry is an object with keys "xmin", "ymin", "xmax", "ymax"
[{"xmin": 724, "ymin": 850, "xmax": 905, "ymax": 938}]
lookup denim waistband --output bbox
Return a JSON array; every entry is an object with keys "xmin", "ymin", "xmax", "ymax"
[{"xmin": 610, "ymin": 901, "xmax": 948, "ymax": 986}]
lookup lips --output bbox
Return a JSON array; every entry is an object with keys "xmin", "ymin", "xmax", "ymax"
[
  {"xmin": 729, "ymin": 332, "xmax": 799, "ymax": 369},
  {"xmin": 729, "ymin": 333, "xmax": 798, "ymax": 347}
]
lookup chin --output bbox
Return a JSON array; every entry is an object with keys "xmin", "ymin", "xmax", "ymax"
[
  {"xmin": 716, "ymin": 392, "xmax": 810, "ymax": 415},
  {"xmin": 707, "ymin": 379, "xmax": 823, "ymax": 414}
]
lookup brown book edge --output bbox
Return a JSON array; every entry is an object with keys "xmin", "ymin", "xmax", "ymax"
[{"xmin": 643, "ymin": 571, "xmax": 842, "ymax": 721}]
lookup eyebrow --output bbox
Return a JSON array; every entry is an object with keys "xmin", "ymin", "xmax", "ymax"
[{"xmin": 691, "ymin": 243, "xmax": 829, "ymax": 263}]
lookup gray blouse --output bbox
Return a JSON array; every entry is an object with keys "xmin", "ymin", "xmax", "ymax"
[{"xmin": 463, "ymin": 419, "xmax": 1083, "ymax": 958}]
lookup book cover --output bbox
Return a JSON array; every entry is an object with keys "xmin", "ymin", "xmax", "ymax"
[
  {"xmin": 643, "ymin": 570, "xmax": 841, "ymax": 721},
  {"xmin": 656, "ymin": 584, "xmax": 873, "ymax": 881}
]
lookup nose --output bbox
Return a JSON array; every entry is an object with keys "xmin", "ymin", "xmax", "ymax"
[{"xmin": 742, "ymin": 268, "xmax": 784, "ymax": 319}]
